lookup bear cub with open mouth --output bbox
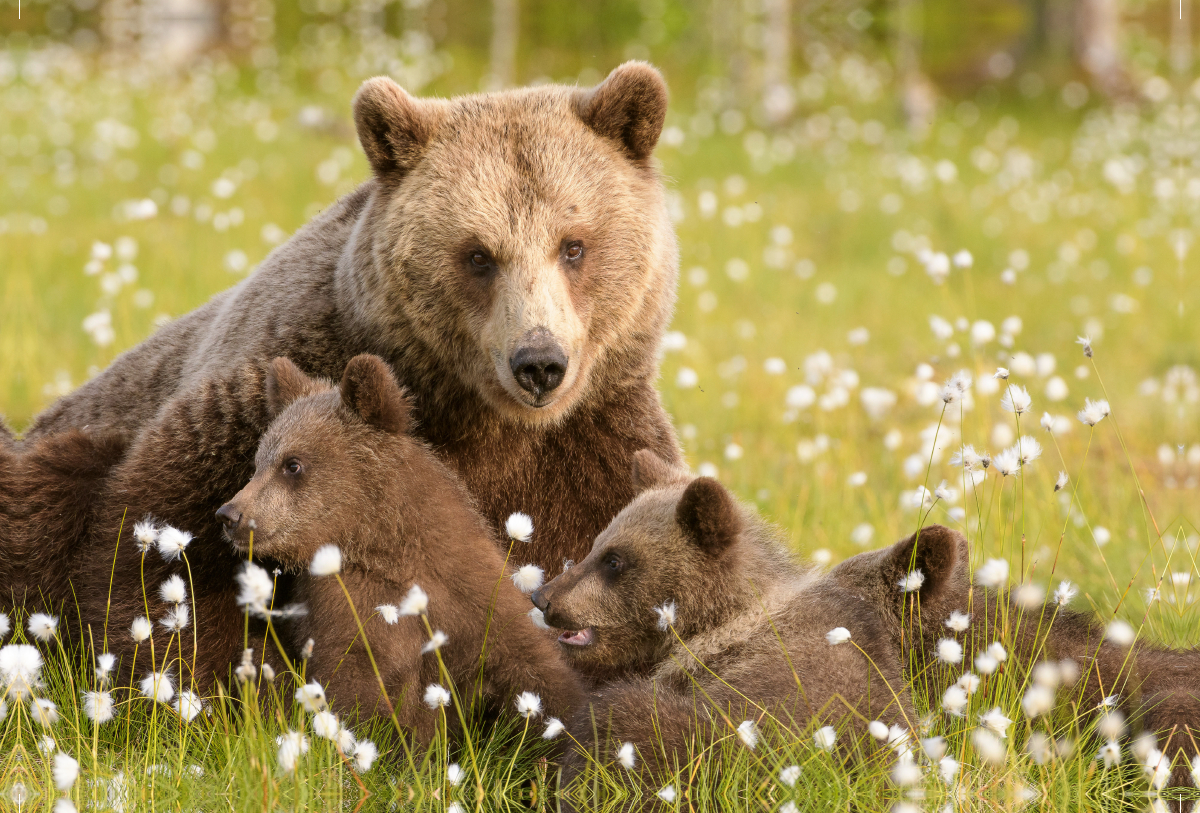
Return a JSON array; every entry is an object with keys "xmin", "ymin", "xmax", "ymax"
[{"xmin": 218, "ymin": 354, "xmax": 583, "ymax": 743}]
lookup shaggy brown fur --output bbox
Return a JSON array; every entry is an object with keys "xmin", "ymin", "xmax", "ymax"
[
  {"xmin": 28, "ymin": 63, "xmax": 683, "ymax": 579},
  {"xmin": 531, "ymin": 450, "xmax": 913, "ymax": 778},
  {"xmin": 217, "ymin": 355, "xmax": 583, "ymax": 742},
  {"xmin": 47, "ymin": 363, "xmax": 282, "ymax": 688},
  {"xmin": 0, "ymin": 421, "xmax": 22, "ymax": 612},
  {"xmin": 831, "ymin": 525, "xmax": 1200, "ymax": 790}
]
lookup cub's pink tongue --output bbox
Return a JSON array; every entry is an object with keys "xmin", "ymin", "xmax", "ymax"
[{"xmin": 558, "ymin": 628, "xmax": 593, "ymax": 646}]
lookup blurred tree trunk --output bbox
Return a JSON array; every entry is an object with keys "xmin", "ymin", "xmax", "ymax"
[
  {"xmin": 762, "ymin": 0, "xmax": 794, "ymax": 123},
  {"xmin": 487, "ymin": 0, "xmax": 518, "ymax": 90},
  {"xmin": 1074, "ymin": 0, "xmax": 1130, "ymax": 95}
]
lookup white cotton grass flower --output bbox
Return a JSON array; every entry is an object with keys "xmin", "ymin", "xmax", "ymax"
[
  {"xmin": 945, "ymin": 610, "xmax": 971, "ymax": 632},
  {"xmin": 515, "ymin": 691, "xmax": 542, "ymax": 719},
  {"xmin": 950, "ymin": 444, "xmax": 987, "ymax": 471},
  {"xmin": 868, "ymin": 720, "xmax": 889, "ymax": 740},
  {"xmin": 53, "ymin": 752, "xmax": 79, "ymax": 791},
  {"xmin": 736, "ymin": 719, "xmax": 758, "ymax": 750},
  {"xmin": 133, "ymin": 520, "xmax": 158, "ymax": 552},
  {"xmin": 994, "ymin": 367, "xmax": 1009, "ymax": 380},
  {"xmin": 424, "ymin": 684, "xmax": 451, "ymax": 709},
  {"xmin": 1040, "ymin": 411, "xmax": 1055, "ymax": 431},
  {"xmin": 1022, "ymin": 685, "xmax": 1055, "ymax": 718},
  {"xmin": 972, "ymin": 729, "xmax": 1006, "ymax": 765},
  {"xmin": 376, "ymin": 604, "xmax": 399, "ymax": 624},
  {"xmin": 1077, "ymin": 335, "xmax": 1093, "ymax": 358},
  {"xmin": 975, "ymin": 654, "xmax": 999, "ymax": 675},
  {"xmin": 310, "ymin": 544, "xmax": 342, "ymax": 577},
  {"xmin": 953, "ymin": 249, "xmax": 973, "ymax": 268},
  {"xmin": 1013, "ymin": 582, "xmax": 1046, "ymax": 609},
  {"xmin": 957, "ymin": 672, "xmax": 981, "ymax": 695},
  {"xmin": 156, "ymin": 526, "xmax": 192, "ymax": 561},
  {"xmin": 158, "ymin": 575, "xmax": 187, "ymax": 605},
  {"xmin": 300, "ymin": 639, "xmax": 315, "ymax": 660},
  {"xmin": 939, "ymin": 755, "xmax": 960, "ymax": 783},
  {"xmin": 975, "ymin": 559, "xmax": 1010, "ymax": 588},
  {"xmin": 174, "ymin": 691, "xmax": 203, "ymax": 723},
  {"xmin": 942, "ymin": 685, "xmax": 968, "ymax": 716},
  {"xmin": 656, "ymin": 785, "xmax": 676, "ymax": 803},
  {"xmin": 654, "ymin": 601, "xmax": 678, "ymax": 631},
  {"xmin": 0, "ymin": 644, "xmax": 43, "ymax": 699},
  {"xmin": 139, "ymin": 672, "xmax": 174, "ymax": 704},
  {"xmin": 1099, "ymin": 740, "xmax": 1122, "ymax": 768},
  {"xmin": 892, "ymin": 758, "xmax": 922, "ymax": 787},
  {"xmin": 1055, "ymin": 471, "xmax": 1069, "ymax": 492},
  {"xmin": 28, "ymin": 613, "xmax": 58, "ymax": 643},
  {"xmin": 294, "ymin": 682, "xmax": 327, "ymax": 712},
  {"xmin": 922, "ymin": 736, "xmax": 947, "ymax": 762},
  {"xmin": 447, "ymin": 762, "xmax": 463, "ymax": 786},
  {"xmin": 1054, "ymin": 580, "xmax": 1077, "ymax": 606},
  {"xmin": 31, "ymin": 697, "xmax": 60, "ymax": 727},
  {"xmin": 1077, "ymin": 398, "xmax": 1111, "ymax": 426},
  {"xmin": 159, "ymin": 603, "xmax": 190, "ymax": 632},
  {"xmin": 1000, "ymin": 384, "xmax": 1032, "ymax": 414},
  {"xmin": 1032, "ymin": 662, "xmax": 1062, "ymax": 689},
  {"xmin": 979, "ymin": 707, "xmax": 1013, "ymax": 738},
  {"xmin": 422, "ymin": 631, "xmax": 448, "ymax": 654},
  {"xmin": 1098, "ymin": 710, "xmax": 1126, "ymax": 740},
  {"xmin": 312, "ymin": 711, "xmax": 340, "ymax": 740},
  {"xmin": 83, "ymin": 690, "xmax": 115, "ymax": 724},
  {"xmin": 505, "ymin": 512, "xmax": 534, "ymax": 543},
  {"xmin": 1013, "ymin": 435, "xmax": 1042, "ymax": 466},
  {"xmin": 236, "ymin": 562, "xmax": 274, "ymax": 613},
  {"xmin": 512, "ymin": 564, "xmax": 544, "ymax": 594},
  {"xmin": 941, "ymin": 371, "xmax": 971, "ymax": 404},
  {"xmin": 936, "ymin": 638, "xmax": 963, "ymax": 665},
  {"xmin": 543, "ymin": 717, "xmax": 565, "ymax": 739},
  {"xmin": 987, "ymin": 641, "xmax": 1008, "ymax": 663},
  {"xmin": 0, "ymin": 612, "xmax": 8, "ymax": 639},
  {"xmin": 616, "ymin": 741, "xmax": 636, "ymax": 769},
  {"xmin": 353, "ymin": 739, "xmax": 378, "ymax": 773},
  {"xmin": 897, "ymin": 570, "xmax": 924, "ymax": 592},
  {"xmin": 276, "ymin": 730, "xmax": 309, "ymax": 775},
  {"xmin": 779, "ymin": 764, "xmax": 802, "ymax": 787},
  {"xmin": 1106, "ymin": 619, "xmax": 1137, "ymax": 646},
  {"xmin": 336, "ymin": 727, "xmax": 356, "ymax": 754},
  {"xmin": 825, "ymin": 627, "xmax": 851, "ymax": 645},
  {"xmin": 235, "ymin": 648, "xmax": 256, "ymax": 683},
  {"xmin": 991, "ymin": 447, "xmax": 1021, "ymax": 477},
  {"xmin": 399, "ymin": 584, "xmax": 429, "ymax": 616},
  {"xmin": 528, "ymin": 607, "xmax": 551, "ymax": 630},
  {"xmin": 813, "ymin": 725, "xmax": 838, "ymax": 751},
  {"xmin": 1025, "ymin": 731, "xmax": 1052, "ymax": 764}
]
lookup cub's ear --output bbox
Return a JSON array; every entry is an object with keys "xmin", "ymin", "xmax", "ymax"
[
  {"xmin": 885, "ymin": 525, "xmax": 964, "ymax": 602},
  {"xmin": 675, "ymin": 477, "xmax": 741, "ymax": 556},
  {"xmin": 576, "ymin": 61, "xmax": 668, "ymax": 161},
  {"xmin": 266, "ymin": 358, "xmax": 318, "ymax": 419},
  {"xmin": 352, "ymin": 77, "xmax": 446, "ymax": 177},
  {"xmin": 632, "ymin": 448, "xmax": 676, "ymax": 492},
  {"xmin": 340, "ymin": 354, "xmax": 412, "ymax": 434}
]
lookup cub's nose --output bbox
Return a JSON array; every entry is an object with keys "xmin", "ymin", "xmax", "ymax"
[
  {"xmin": 530, "ymin": 588, "xmax": 549, "ymax": 613},
  {"xmin": 510, "ymin": 332, "xmax": 568, "ymax": 399},
  {"xmin": 215, "ymin": 502, "xmax": 241, "ymax": 529}
]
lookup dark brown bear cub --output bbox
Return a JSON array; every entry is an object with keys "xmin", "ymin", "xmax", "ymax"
[
  {"xmin": 531, "ymin": 449, "xmax": 914, "ymax": 777},
  {"xmin": 217, "ymin": 355, "xmax": 583, "ymax": 744}
]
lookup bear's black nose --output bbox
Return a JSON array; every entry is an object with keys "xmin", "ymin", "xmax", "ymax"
[
  {"xmin": 530, "ymin": 588, "xmax": 549, "ymax": 612},
  {"xmin": 511, "ymin": 333, "xmax": 567, "ymax": 399},
  {"xmin": 215, "ymin": 502, "xmax": 241, "ymax": 528}
]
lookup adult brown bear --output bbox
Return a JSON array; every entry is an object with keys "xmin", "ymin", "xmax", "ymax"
[{"xmin": 30, "ymin": 63, "xmax": 682, "ymax": 578}]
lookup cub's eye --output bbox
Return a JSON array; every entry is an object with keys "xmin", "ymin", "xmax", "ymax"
[
  {"xmin": 283, "ymin": 458, "xmax": 303, "ymax": 476},
  {"xmin": 564, "ymin": 242, "xmax": 584, "ymax": 262},
  {"xmin": 603, "ymin": 553, "xmax": 624, "ymax": 573},
  {"xmin": 469, "ymin": 251, "xmax": 493, "ymax": 271}
]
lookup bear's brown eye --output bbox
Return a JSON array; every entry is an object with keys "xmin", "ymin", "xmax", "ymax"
[
  {"xmin": 564, "ymin": 242, "xmax": 584, "ymax": 262},
  {"xmin": 283, "ymin": 458, "xmax": 303, "ymax": 476},
  {"xmin": 603, "ymin": 552, "xmax": 623, "ymax": 573},
  {"xmin": 469, "ymin": 251, "xmax": 493, "ymax": 271}
]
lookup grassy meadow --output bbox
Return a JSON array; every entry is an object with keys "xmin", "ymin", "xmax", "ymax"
[{"xmin": 3, "ymin": 8, "xmax": 1200, "ymax": 812}]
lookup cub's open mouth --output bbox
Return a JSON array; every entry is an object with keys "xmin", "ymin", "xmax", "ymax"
[{"xmin": 558, "ymin": 628, "xmax": 593, "ymax": 646}]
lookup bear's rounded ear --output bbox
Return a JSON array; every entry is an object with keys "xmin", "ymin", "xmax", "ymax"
[
  {"xmin": 576, "ymin": 62, "xmax": 668, "ymax": 161},
  {"xmin": 266, "ymin": 357, "xmax": 316, "ymax": 419},
  {"xmin": 675, "ymin": 477, "xmax": 741, "ymax": 556},
  {"xmin": 340, "ymin": 354, "xmax": 412, "ymax": 434},
  {"xmin": 353, "ymin": 77, "xmax": 444, "ymax": 178},
  {"xmin": 886, "ymin": 525, "xmax": 965, "ymax": 602},
  {"xmin": 631, "ymin": 448, "xmax": 676, "ymax": 492}
]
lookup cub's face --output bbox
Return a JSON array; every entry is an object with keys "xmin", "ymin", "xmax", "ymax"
[
  {"xmin": 351, "ymin": 64, "xmax": 677, "ymax": 427},
  {"xmin": 217, "ymin": 355, "xmax": 413, "ymax": 568},
  {"xmin": 531, "ymin": 451, "xmax": 743, "ymax": 676}
]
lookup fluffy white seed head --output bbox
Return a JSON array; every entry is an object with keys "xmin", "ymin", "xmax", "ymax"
[
  {"xmin": 1054, "ymin": 580, "xmax": 1077, "ymax": 606},
  {"xmin": 512, "ymin": 564, "xmax": 544, "ymax": 594},
  {"xmin": 236, "ymin": 562, "xmax": 274, "ymax": 613},
  {"xmin": 1001, "ymin": 384, "xmax": 1032, "ymax": 414},
  {"xmin": 1077, "ymin": 398, "xmax": 1111, "ymax": 426},
  {"xmin": 376, "ymin": 604, "xmax": 399, "ymax": 624},
  {"xmin": 174, "ymin": 691, "xmax": 203, "ymax": 723},
  {"xmin": 53, "ymin": 752, "xmax": 80, "ymax": 791},
  {"xmin": 975, "ymin": 559, "xmax": 1010, "ymax": 588},
  {"xmin": 654, "ymin": 601, "xmax": 678, "ymax": 631},
  {"xmin": 310, "ymin": 545, "xmax": 342, "ymax": 577},
  {"xmin": 0, "ymin": 644, "xmax": 43, "ymax": 699},
  {"xmin": 979, "ymin": 707, "xmax": 1013, "ymax": 738},
  {"xmin": 505, "ymin": 512, "xmax": 534, "ymax": 543},
  {"xmin": 1098, "ymin": 711, "xmax": 1125, "ymax": 740},
  {"xmin": 942, "ymin": 685, "xmax": 968, "ymax": 716},
  {"xmin": 987, "ymin": 641, "xmax": 1008, "ymax": 662},
  {"xmin": 991, "ymin": 447, "xmax": 1021, "ymax": 476},
  {"xmin": 447, "ymin": 763, "xmax": 463, "ymax": 786},
  {"xmin": 399, "ymin": 584, "xmax": 429, "ymax": 616},
  {"xmin": 28, "ymin": 613, "xmax": 58, "ymax": 643},
  {"xmin": 158, "ymin": 575, "xmax": 187, "ymax": 605},
  {"xmin": 813, "ymin": 726, "xmax": 838, "ymax": 751},
  {"xmin": 972, "ymin": 729, "xmax": 1006, "ymax": 765},
  {"xmin": 528, "ymin": 607, "xmax": 551, "ymax": 630},
  {"xmin": 83, "ymin": 690, "xmax": 114, "ymax": 724},
  {"xmin": 1055, "ymin": 471, "xmax": 1069, "ymax": 491},
  {"xmin": 1076, "ymin": 335, "xmax": 1093, "ymax": 358},
  {"xmin": 515, "ymin": 691, "xmax": 542, "ymax": 719},
  {"xmin": 1106, "ymin": 619, "xmax": 1136, "ymax": 646},
  {"xmin": 276, "ymin": 730, "xmax": 309, "ymax": 775},
  {"xmin": 779, "ymin": 764, "xmax": 802, "ymax": 787},
  {"xmin": 156, "ymin": 526, "xmax": 191, "ymax": 561},
  {"xmin": 892, "ymin": 757, "xmax": 922, "ymax": 787},
  {"xmin": 1013, "ymin": 582, "xmax": 1045, "ymax": 609},
  {"xmin": 736, "ymin": 719, "xmax": 758, "ymax": 750},
  {"xmin": 1022, "ymin": 685, "xmax": 1055, "ymax": 719},
  {"xmin": 160, "ymin": 603, "xmax": 190, "ymax": 632},
  {"xmin": 957, "ymin": 672, "xmax": 981, "ymax": 694},
  {"xmin": 656, "ymin": 785, "xmax": 676, "ymax": 803},
  {"xmin": 543, "ymin": 717, "xmax": 565, "ymax": 739},
  {"xmin": 31, "ymin": 697, "xmax": 60, "ymax": 727},
  {"xmin": 616, "ymin": 742, "xmax": 636, "ymax": 769},
  {"xmin": 868, "ymin": 720, "xmax": 889, "ymax": 740},
  {"xmin": 945, "ymin": 611, "xmax": 971, "ymax": 632},
  {"xmin": 922, "ymin": 736, "xmax": 947, "ymax": 762},
  {"xmin": 897, "ymin": 570, "xmax": 925, "ymax": 592},
  {"xmin": 825, "ymin": 627, "xmax": 851, "ymax": 645},
  {"xmin": 312, "ymin": 711, "xmax": 340, "ymax": 740},
  {"xmin": 1032, "ymin": 661, "xmax": 1062, "ymax": 689},
  {"xmin": 994, "ymin": 367, "xmax": 1010, "ymax": 380},
  {"xmin": 1099, "ymin": 740, "xmax": 1122, "ymax": 768},
  {"xmin": 353, "ymin": 740, "xmax": 377, "ymax": 773},
  {"xmin": 294, "ymin": 682, "xmax": 327, "ymax": 712},
  {"xmin": 133, "ymin": 520, "xmax": 158, "ymax": 552},
  {"xmin": 422, "ymin": 631, "xmax": 448, "ymax": 654},
  {"xmin": 139, "ymin": 672, "xmax": 174, "ymax": 704},
  {"xmin": 423, "ymin": 684, "xmax": 451, "ymax": 709},
  {"xmin": 939, "ymin": 755, "xmax": 960, "ymax": 783},
  {"xmin": 936, "ymin": 638, "xmax": 963, "ymax": 664}
]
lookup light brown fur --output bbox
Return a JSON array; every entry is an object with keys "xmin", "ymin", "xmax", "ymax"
[
  {"xmin": 218, "ymin": 355, "xmax": 584, "ymax": 743},
  {"xmin": 29, "ymin": 64, "xmax": 682, "ymax": 579},
  {"xmin": 532, "ymin": 450, "xmax": 913, "ymax": 779}
]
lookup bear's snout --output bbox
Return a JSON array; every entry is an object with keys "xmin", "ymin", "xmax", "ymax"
[
  {"xmin": 215, "ymin": 502, "xmax": 241, "ymax": 529},
  {"xmin": 530, "ymin": 587, "xmax": 549, "ymax": 613},
  {"xmin": 510, "ymin": 330, "xmax": 568, "ymax": 400}
]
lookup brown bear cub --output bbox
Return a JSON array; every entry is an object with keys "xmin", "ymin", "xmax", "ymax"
[
  {"xmin": 831, "ymin": 525, "xmax": 1200, "ymax": 790},
  {"xmin": 216, "ymin": 355, "xmax": 584, "ymax": 743},
  {"xmin": 531, "ymin": 449, "xmax": 914, "ymax": 777}
]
